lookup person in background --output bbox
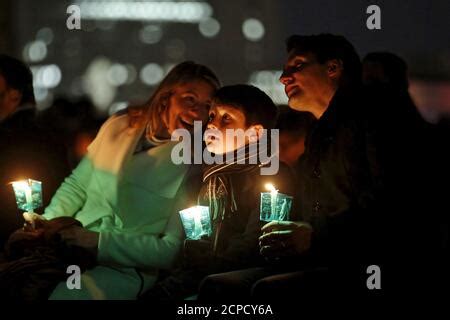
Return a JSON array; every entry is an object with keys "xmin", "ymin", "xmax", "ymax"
[{"xmin": 0, "ymin": 54, "xmax": 70, "ymax": 247}]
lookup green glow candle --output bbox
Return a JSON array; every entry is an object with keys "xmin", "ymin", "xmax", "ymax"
[
  {"xmin": 179, "ymin": 205, "xmax": 212, "ymax": 240},
  {"xmin": 260, "ymin": 183, "xmax": 293, "ymax": 222},
  {"xmin": 11, "ymin": 179, "xmax": 43, "ymax": 228}
]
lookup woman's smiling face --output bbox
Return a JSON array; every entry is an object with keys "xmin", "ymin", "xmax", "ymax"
[{"xmin": 163, "ymin": 80, "xmax": 215, "ymax": 136}]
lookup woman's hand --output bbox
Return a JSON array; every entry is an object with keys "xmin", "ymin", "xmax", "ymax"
[
  {"xmin": 259, "ymin": 221, "xmax": 313, "ymax": 259},
  {"xmin": 59, "ymin": 226, "xmax": 99, "ymax": 257}
]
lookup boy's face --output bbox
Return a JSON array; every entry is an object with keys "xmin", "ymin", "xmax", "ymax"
[{"xmin": 205, "ymin": 103, "xmax": 259, "ymax": 155}]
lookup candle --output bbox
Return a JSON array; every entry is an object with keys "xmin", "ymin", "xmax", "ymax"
[
  {"xmin": 260, "ymin": 184, "xmax": 293, "ymax": 222},
  {"xmin": 11, "ymin": 179, "xmax": 44, "ymax": 230},
  {"xmin": 11, "ymin": 179, "xmax": 43, "ymax": 228},
  {"xmin": 12, "ymin": 180, "xmax": 33, "ymax": 212},
  {"xmin": 265, "ymin": 183, "xmax": 278, "ymax": 220},
  {"xmin": 179, "ymin": 206, "xmax": 211, "ymax": 240},
  {"xmin": 193, "ymin": 209, "xmax": 202, "ymax": 237}
]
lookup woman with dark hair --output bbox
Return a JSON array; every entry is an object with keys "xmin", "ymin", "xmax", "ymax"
[{"xmin": 22, "ymin": 61, "xmax": 220, "ymax": 299}]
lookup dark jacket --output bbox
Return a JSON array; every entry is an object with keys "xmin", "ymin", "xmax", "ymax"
[
  {"xmin": 293, "ymin": 86, "xmax": 442, "ymax": 293},
  {"xmin": 293, "ymin": 88, "xmax": 385, "ymax": 271}
]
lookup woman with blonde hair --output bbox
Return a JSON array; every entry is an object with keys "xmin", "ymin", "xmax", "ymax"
[{"xmin": 30, "ymin": 61, "xmax": 219, "ymax": 299}]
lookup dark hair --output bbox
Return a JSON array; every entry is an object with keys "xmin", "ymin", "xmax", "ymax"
[
  {"xmin": 143, "ymin": 61, "xmax": 220, "ymax": 137},
  {"xmin": 276, "ymin": 105, "xmax": 316, "ymax": 137},
  {"xmin": 0, "ymin": 54, "xmax": 35, "ymax": 105},
  {"xmin": 363, "ymin": 52, "xmax": 409, "ymax": 91},
  {"xmin": 286, "ymin": 34, "xmax": 362, "ymax": 88},
  {"xmin": 213, "ymin": 84, "xmax": 278, "ymax": 129}
]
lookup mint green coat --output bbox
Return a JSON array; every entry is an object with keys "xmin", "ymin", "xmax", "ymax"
[{"xmin": 43, "ymin": 114, "xmax": 194, "ymax": 299}]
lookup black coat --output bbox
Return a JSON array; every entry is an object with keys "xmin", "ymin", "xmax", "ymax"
[
  {"xmin": 293, "ymin": 88, "xmax": 386, "ymax": 270},
  {"xmin": 293, "ymin": 86, "xmax": 444, "ymax": 292}
]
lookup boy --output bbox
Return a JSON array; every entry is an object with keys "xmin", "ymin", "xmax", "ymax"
[{"xmin": 141, "ymin": 85, "xmax": 294, "ymax": 301}]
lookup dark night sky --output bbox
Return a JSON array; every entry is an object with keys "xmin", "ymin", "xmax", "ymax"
[{"xmin": 274, "ymin": 0, "xmax": 449, "ymax": 74}]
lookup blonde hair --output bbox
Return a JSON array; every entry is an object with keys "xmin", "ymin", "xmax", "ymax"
[{"xmin": 129, "ymin": 61, "xmax": 220, "ymax": 140}]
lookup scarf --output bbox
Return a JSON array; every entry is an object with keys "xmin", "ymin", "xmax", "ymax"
[{"xmin": 201, "ymin": 141, "xmax": 274, "ymax": 221}]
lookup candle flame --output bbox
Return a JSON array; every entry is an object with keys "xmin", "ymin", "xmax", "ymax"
[
  {"xmin": 265, "ymin": 183, "xmax": 277, "ymax": 193},
  {"xmin": 11, "ymin": 180, "xmax": 30, "ymax": 189}
]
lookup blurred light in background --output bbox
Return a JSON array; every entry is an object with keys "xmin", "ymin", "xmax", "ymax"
[
  {"xmin": 140, "ymin": 63, "xmax": 164, "ymax": 86},
  {"xmin": 106, "ymin": 63, "xmax": 129, "ymax": 86},
  {"xmin": 34, "ymin": 88, "xmax": 49, "ymax": 103},
  {"xmin": 242, "ymin": 18, "xmax": 265, "ymax": 42},
  {"xmin": 125, "ymin": 64, "xmax": 137, "ymax": 84},
  {"xmin": 31, "ymin": 64, "xmax": 61, "ymax": 110},
  {"xmin": 199, "ymin": 17, "xmax": 220, "ymax": 38},
  {"xmin": 248, "ymin": 70, "xmax": 287, "ymax": 105},
  {"xmin": 83, "ymin": 57, "xmax": 116, "ymax": 112},
  {"xmin": 139, "ymin": 25, "xmax": 163, "ymax": 44},
  {"xmin": 109, "ymin": 101, "xmax": 129, "ymax": 115},
  {"xmin": 77, "ymin": 0, "xmax": 213, "ymax": 23},
  {"xmin": 23, "ymin": 40, "xmax": 47, "ymax": 63},
  {"xmin": 36, "ymin": 27, "xmax": 54, "ymax": 45},
  {"xmin": 31, "ymin": 64, "xmax": 62, "ymax": 88}
]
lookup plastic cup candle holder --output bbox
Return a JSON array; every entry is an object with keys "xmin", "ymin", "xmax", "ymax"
[
  {"xmin": 11, "ymin": 179, "xmax": 43, "ymax": 228},
  {"xmin": 179, "ymin": 205, "xmax": 212, "ymax": 240},
  {"xmin": 260, "ymin": 183, "xmax": 293, "ymax": 222}
]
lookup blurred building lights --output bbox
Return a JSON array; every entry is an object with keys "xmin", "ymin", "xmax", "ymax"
[
  {"xmin": 125, "ymin": 64, "xmax": 137, "ymax": 84},
  {"xmin": 33, "ymin": 88, "xmax": 49, "ymax": 102},
  {"xmin": 139, "ymin": 25, "xmax": 163, "ymax": 44},
  {"xmin": 242, "ymin": 18, "xmax": 265, "ymax": 42},
  {"xmin": 31, "ymin": 64, "xmax": 62, "ymax": 89},
  {"xmin": 36, "ymin": 27, "xmax": 54, "ymax": 45},
  {"xmin": 199, "ymin": 18, "xmax": 220, "ymax": 38},
  {"xmin": 83, "ymin": 57, "xmax": 117, "ymax": 112},
  {"xmin": 33, "ymin": 87, "xmax": 54, "ymax": 110},
  {"xmin": 23, "ymin": 40, "xmax": 48, "ymax": 63},
  {"xmin": 140, "ymin": 63, "xmax": 164, "ymax": 86},
  {"xmin": 106, "ymin": 63, "xmax": 129, "ymax": 86},
  {"xmin": 248, "ymin": 70, "xmax": 287, "ymax": 105},
  {"xmin": 76, "ymin": 1, "xmax": 213, "ymax": 23}
]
